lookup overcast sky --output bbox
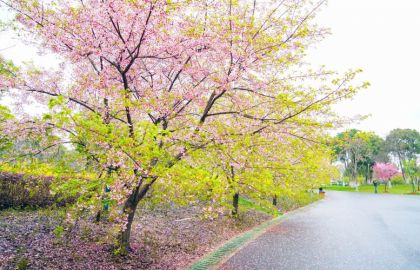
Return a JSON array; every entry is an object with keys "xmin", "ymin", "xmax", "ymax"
[
  {"xmin": 1, "ymin": 0, "xmax": 419, "ymax": 137},
  {"xmin": 307, "ymin": 0, "xmax": 420, "ymax": 137}
]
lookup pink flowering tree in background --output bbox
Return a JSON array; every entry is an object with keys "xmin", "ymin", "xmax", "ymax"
[
  {"xmin": 0, "ymin": 0, "xmax": 368, "ymax": 252},
  {"xmin": 372, "ymin": 162, "xmax": 399, "ymax": 192}
]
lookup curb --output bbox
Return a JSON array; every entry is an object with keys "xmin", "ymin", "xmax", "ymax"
[{"xmin": 186, "ymin": 199, "xmax": 323, "ymax": 270}]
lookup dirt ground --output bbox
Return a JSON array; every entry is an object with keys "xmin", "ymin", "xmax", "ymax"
[{"xmin": 0, "ymin": 205, "xmax": 270, "ymax": 270}]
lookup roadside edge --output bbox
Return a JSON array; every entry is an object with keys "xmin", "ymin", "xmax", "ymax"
[{"xmin": 186, "ymin": 198, "xmax": 323, "ymax": 270}]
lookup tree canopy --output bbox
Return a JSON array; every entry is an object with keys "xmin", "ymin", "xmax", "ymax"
[{"xmin": 0, "ymin": 0, "xmax": 367, "ymax": 250}]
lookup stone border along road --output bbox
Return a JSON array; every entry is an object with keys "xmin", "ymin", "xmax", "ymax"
[{"xmin": 186, "ymin": 199, "xmax": 322, "ymax": 270}]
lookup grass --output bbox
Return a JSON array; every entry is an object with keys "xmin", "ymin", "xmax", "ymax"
[
  {"xmin": 238, "ymin": 192, "xmax": 320, "ymax": 216},
  {"xmin": 325, "ymin": 184, "xmax": 420, "ymax": 195},
  {"xmin": 238, "ymin": 197, "xmax": 279, "ymax": 216}
]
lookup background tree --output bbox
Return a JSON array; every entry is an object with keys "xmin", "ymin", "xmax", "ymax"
[
  {"xmin": 332, "ymin": 130, "xmax": 388, "ymax": 184},
  {"xmin": 333, "ymin": 130, "xmax": 367, "ymax": 183},
  {"xmin": 357, "ymin": 132, "xmax": 386, "ymax": 183},
  {"xmin": 385, "ymin": 129, "xmax": 420, "ymax": 182},
  {"xmin": 372, "ymin": 162, "xmax": 399, "ymax": 192},
  {"xmin": 403, "ymin": 159, "xmax": 419, "ymax": 193}
]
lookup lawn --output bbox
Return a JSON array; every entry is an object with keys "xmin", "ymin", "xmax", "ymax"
[
  {"xmin": 325, "ymin": 184, "xmax": 420, "ymax": 195},
  {"xmin": 239, "ymin": 197, "xmax": 279, "ymax": 216}
]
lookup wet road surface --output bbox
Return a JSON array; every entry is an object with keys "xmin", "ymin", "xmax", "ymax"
[{"xmin": 220, "ymin": 191, "xmax": 420, "ymax": 270}]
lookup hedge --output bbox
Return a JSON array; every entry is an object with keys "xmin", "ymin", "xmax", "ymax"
[{"xmin": 0, "ymin": 172, "xmax": 74, "ymax": 209}]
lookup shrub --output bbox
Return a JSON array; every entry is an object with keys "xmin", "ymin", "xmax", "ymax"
[
  {"xmin": 391, "ymin": 175, "xmax": 405, "ymax": 185},
  {"xmin": 276, "ymin": 191, "xmax": 318, "ymax": 212},
  {"xmin": 0, "ymin": 172, "xmax": 76, "ymax": 209},
  {"xmin": 53, "ymin": 225, "xmax": 65, "ymax": 238},
  {"xmin": 16, "ymin": 257, "xmax": 29, "ymax": 270},
  {"xmin": 0, "ymin": 172, "xmax": 54, "ymax": 209}
]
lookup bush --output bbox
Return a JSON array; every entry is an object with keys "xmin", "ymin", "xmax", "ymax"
[
  {"xmin": 276, "ymin": 191, "xmax": 318, "ymax": 212},
  {"xmin": 17, "ymin": 257, "xmax": 30, "ymax": 270},
  {"xmin": 0, "ymin": 172, "xmax": 54, "ymax": 209},
  {"xmin": 391, "ymin": 175, "xmax": 405, "ymax": 185},
  {"xmin": 0, "ymin": 172, "xmax": 75, "ymax": 209}
]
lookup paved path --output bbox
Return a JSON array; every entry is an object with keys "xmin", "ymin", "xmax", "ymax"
[{"xmin": 220, "ymin": 191, "xmax": 420, "ymax": 270}]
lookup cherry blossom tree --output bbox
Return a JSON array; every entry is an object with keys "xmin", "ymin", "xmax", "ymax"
[
  {"xmin": 0, "ymin": 104, "xmax": 14, "ymax": 155},
  {"xmin": 372, "ymin": 162, "xmax": 399, "ymax": 192},
  {"xmin": 178, "ymin": 124, "xmax": 338, "ymax": 216},
  {"xmin": 0, "ymin": 0, "xmax": 367, "ymax": 251}
]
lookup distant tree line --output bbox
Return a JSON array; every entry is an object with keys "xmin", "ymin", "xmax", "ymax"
[{"xmin": 331, "ymin": 128, "xmax": 420, "ymax": 185}]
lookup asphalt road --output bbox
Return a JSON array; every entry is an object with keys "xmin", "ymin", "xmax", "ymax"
[{"xmin": 220, "ymin": 191, "xmax": 420, "ymax": 270}]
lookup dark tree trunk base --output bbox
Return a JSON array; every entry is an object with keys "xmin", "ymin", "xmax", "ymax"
[{"xmin": 232, "ymin": 192, "xmax": 239, "ymax": 216}]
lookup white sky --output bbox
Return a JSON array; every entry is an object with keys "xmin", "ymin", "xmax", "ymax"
[
  {"xmin": 1, "ymin": 0, "xmax": 419, "ymax": 137},
  {"xmin": 308, "ymin": 0, "xmax": 420, "ymax": 137}
]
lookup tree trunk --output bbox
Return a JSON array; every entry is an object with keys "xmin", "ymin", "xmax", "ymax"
[
  {"xmin": 272, "ymin": 195, "xmax": 277, "ymax": 206},
  {"xmin": 232, "ymin": 192, "xmax": 239, "ymax": 216},
  {"xmin": 230, "ymin": 165, "xmax": 239, "ymax": 216},
  {"xmin": 384, "ymin": 181, "xmax": 388, "ymax": 193},
  {"xmin": 343, "ymin": 158, "xmax": 348, "ymax": 172},
  {"xmin": 117, "ymin": 177, "xmax": 156, "ymax": 253},
  {"xmin": 352, "ymin": 162, "xmax": 357, "ymax": 182},
  {"xmin": 365, "ymin": 165, "xmax": 371, "ymax": 184},
  {"xmin": 365, "ymin": 167, "xmax": 368, "ymax": 184},
  {"xmin": 351, "ymin": 154, "xmax": 357, "ymax": 183},
  {"xmin": 95, "ymin": 210, "xmax": 101, "ymax": 222},
  {"xmin": 95, "ymin": 168, "xmax": 112, "ymax": 222},
  {"xmin": 119, "ymin": 202, "xmax": 137, "ymax": 253},
  {"xmin": 397, "ymin": 153, "xmax": 407, "ymax": 183},
  {"xmin": 412, "ymin": 177, "xmax": 416, "ymax": 193}
]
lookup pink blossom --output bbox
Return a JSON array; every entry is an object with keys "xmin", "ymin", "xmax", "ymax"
[{"xmin": 373, "ymin": 163, "xmax": 399, "ymax": 180}]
